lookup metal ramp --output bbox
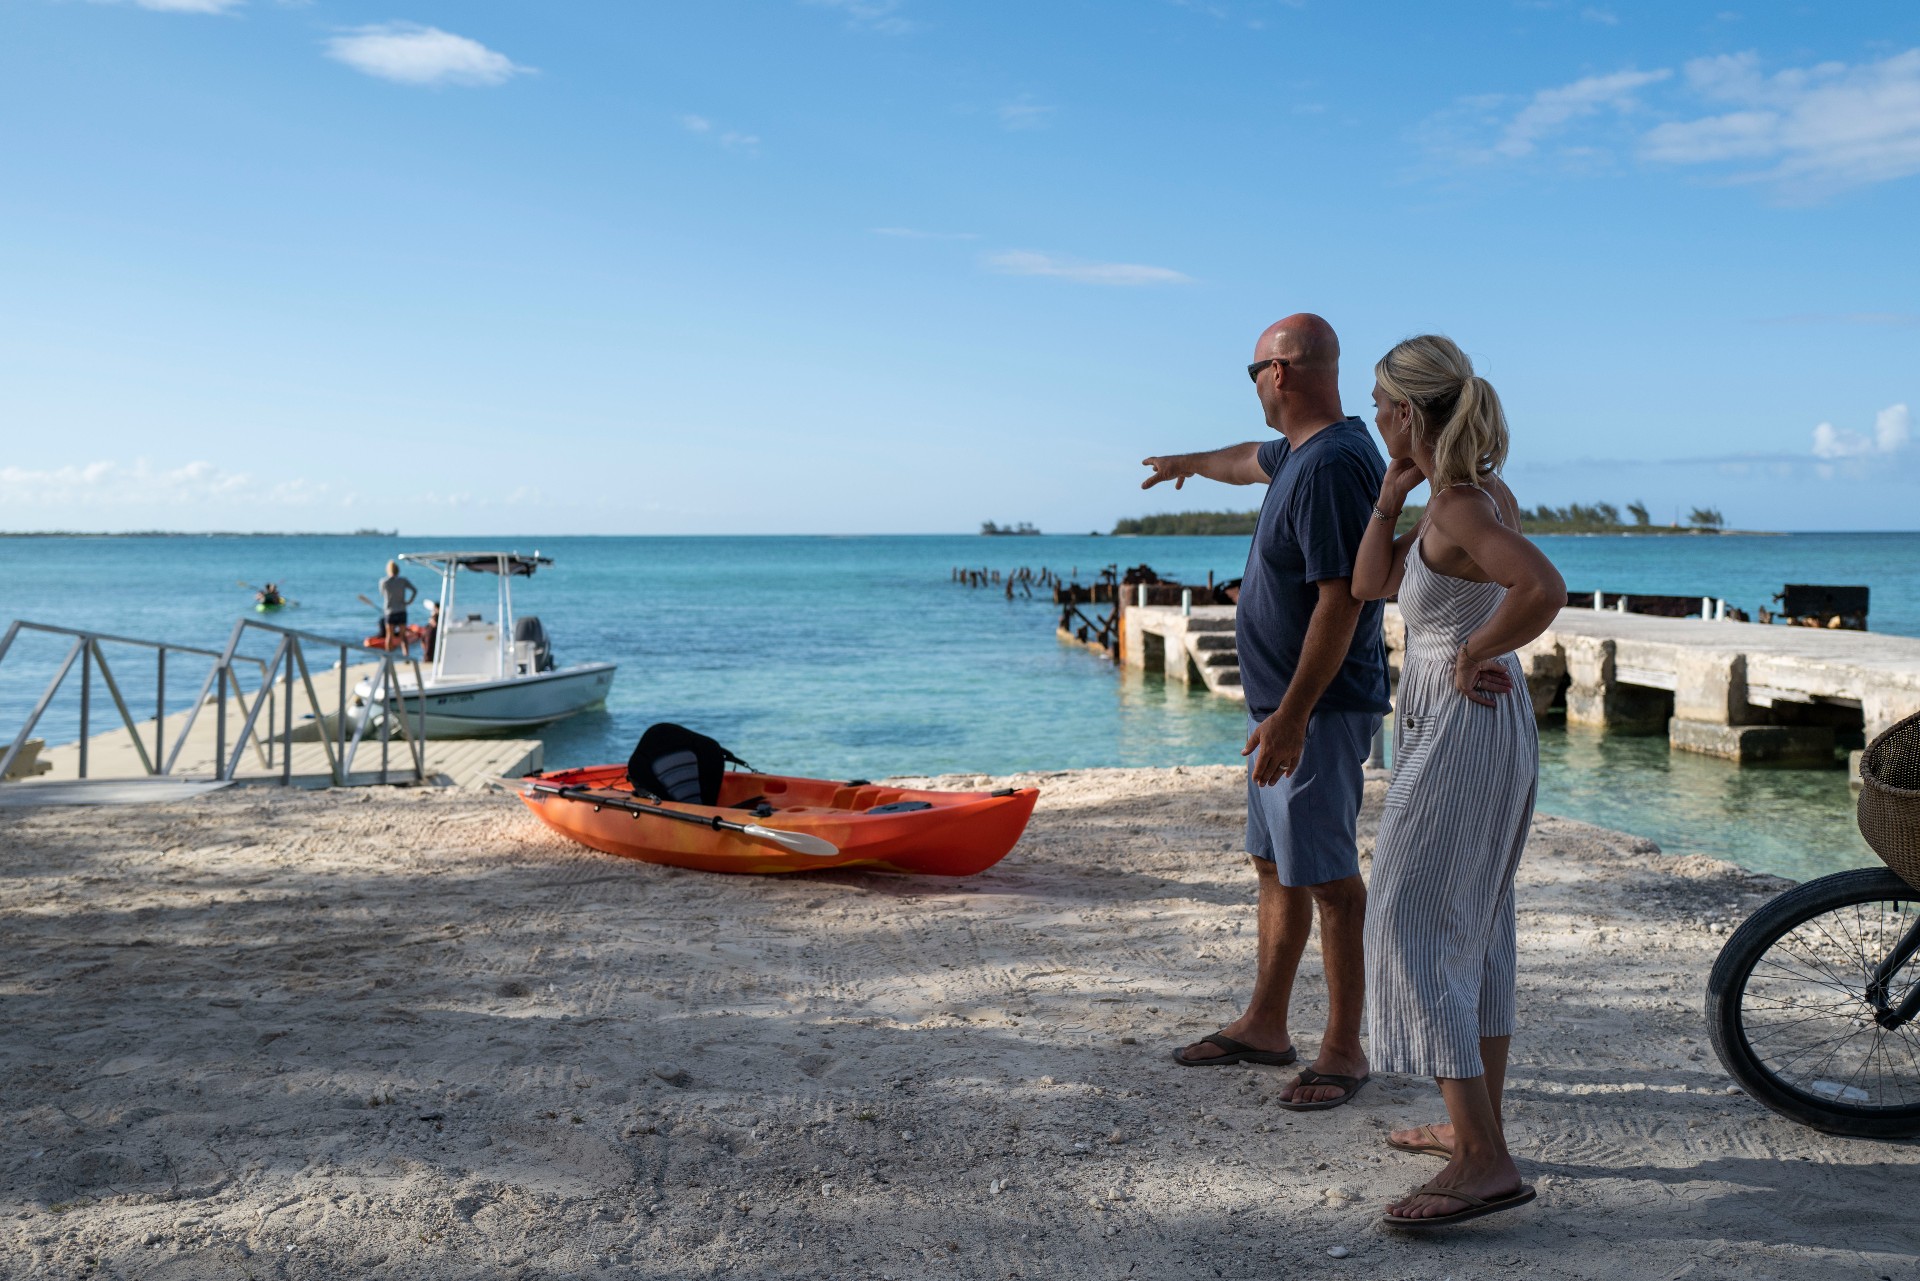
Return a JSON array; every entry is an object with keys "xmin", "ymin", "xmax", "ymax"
[{"xmin": 1, "ymin": 618, "xmax": 542, "ymax": 790}]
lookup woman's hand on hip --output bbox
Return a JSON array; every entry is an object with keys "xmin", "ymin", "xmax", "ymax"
[{"xmin": 1454, "ymin": 646, "xmax": 1515, "ymax": 708}]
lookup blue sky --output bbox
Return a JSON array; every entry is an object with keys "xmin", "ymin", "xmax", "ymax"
[{"xmin": 1, "ymin": 0, "xmax": 1916, "ymax": 533}]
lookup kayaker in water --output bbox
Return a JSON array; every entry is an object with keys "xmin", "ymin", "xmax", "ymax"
[
  {"xmin": 255, "ymin": 583, "xmax": 284, "ymax": 607},
  {"xmin": 379, "ymin": 560, "xmax": 418, "ymax": 655}
]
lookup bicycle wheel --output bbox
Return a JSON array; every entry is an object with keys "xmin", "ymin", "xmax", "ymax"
[{"xmin": 1707, "ymin": 866, "xmax": 1920, "ymax": 1138}]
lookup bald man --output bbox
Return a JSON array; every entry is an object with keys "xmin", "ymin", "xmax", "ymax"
[{"xmin": 1141, "ymin": 314, "xmax": 1389, "ymax": 1109}]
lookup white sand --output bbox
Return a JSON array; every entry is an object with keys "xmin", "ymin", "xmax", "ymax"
[{"xmin": 2, "ymin": 767, "xmax": 1914, "ymax": 1280}]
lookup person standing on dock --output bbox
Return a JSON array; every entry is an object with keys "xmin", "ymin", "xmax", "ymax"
[
  {"xmin": 1142, "ymin": 313, "xmax": 1389, "ymax": 1110},
  {"xmin": 379, "ymin": 559, "xmax": 418, "ymax": 656}
]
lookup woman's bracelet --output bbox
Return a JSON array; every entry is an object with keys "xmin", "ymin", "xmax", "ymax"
[{"xmin": 1371, "ymin": 504, "xmax": 1400, "ymax": 523}]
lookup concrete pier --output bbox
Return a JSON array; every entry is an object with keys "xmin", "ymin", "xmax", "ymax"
[
  {"xmin": 1119, "ymin": 604, "xmax": 1244, "ymax": 700},
  {"xmin": 1125, "ymin": 602, "xmax": 1920, "ymax": 764}
]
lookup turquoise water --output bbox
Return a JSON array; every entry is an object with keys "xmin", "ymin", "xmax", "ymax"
[{"xmin": 1, "ymin": 532, "xmax": 1910, "ymax": 882}]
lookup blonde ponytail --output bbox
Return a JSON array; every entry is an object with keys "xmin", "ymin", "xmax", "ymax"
[{"xmin": 1374, "ymin": 337, "xmax": 1509, "ymax": 490}]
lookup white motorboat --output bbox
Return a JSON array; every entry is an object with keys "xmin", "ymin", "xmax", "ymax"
[{"xmin": 354, "ymin": 551, "xmax": 616, "ymax": 736}]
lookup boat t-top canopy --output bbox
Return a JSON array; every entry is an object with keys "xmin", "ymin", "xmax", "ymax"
[
  {"xmin": 394, "ymin": 552, "xmax": 552, "ymax": 684},
  {"xmin": 398, "ymin": 551, "xmax": 552, "ymax": 578}
]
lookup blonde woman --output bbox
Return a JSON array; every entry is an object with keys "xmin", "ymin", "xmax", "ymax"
[{"xmin": 1350, "ymin": 335, "xmax": 1565, "ymax": 1230}]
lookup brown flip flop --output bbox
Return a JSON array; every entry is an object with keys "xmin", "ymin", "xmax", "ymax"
[
  {"xmin": 1385, "ymin": 1123, "xmax": 1453, "ymax": 1158},
  {"xmin": 1275, "ymin": 1067, "xmax": 1369, "ymax": 1111},
  {"xmin": 1170, "ymin": 1032, "xmax": 1300, "ymax": 1068},
  {"xmin": 1383, "ymin": 1182, "xmax": 1536, "ymax": 1230}
]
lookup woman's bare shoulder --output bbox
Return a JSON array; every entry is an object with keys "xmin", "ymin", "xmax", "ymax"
[{"xmin": 1425, "ymin": 484, "xmax": 1499, "ymax": 521}]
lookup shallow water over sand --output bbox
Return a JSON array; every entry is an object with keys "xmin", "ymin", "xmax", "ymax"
[{"xmin": 1, "ymin": 531, "xmax": 1907, "ymax": 881}]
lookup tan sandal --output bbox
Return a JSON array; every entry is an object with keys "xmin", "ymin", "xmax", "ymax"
[
  {"xmin": 1275, "ymin": 1068, "xmax": 1369, "ymax": 1111},
  {"xmin": 1383, "ymin": 1182, "xmax": 1536, "ymax": 1230},
  {"xmin": 1385, "ymin": 1123, "xmax": 1453, "ymax": 1158}
]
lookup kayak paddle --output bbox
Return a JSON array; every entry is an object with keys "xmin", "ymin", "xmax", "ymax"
[{"xmin": 487, "ymin": 776, "xmax": 841, "ymax": 858}]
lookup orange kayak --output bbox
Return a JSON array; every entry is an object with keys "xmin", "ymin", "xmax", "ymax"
[{"xmin": 515, "ymin": 764, "xmax": 1039, "ymax": 876}]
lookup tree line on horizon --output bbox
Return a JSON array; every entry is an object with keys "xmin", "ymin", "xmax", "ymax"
[{"xmin": 1113, "ymin": 500, "xmax": 1727, "ymax": 537}]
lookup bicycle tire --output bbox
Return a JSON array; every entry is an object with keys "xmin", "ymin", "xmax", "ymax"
[{"xmin": 1706, "ymin": 866, "xmax": 1920, "ymax": 1138}]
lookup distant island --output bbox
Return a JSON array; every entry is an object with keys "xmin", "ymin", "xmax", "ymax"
[
  {"xmin": 1112, "ymin": 510, "xmax": 1258, "ymax": 536},
  {"xmin": 0, "ymin": 528, "xmax": 399, "ymax": 538},
  {"xmin": 1115, "ymin": 500, "xmax": 1754, "ymax": 537},
  {"xmin": 980, "ymin": 521, "xmax": 1041, "ymax": 536}
]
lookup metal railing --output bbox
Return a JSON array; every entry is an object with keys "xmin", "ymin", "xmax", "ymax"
[{"xmin": 0, "ymin": 618, "xmax": 429, "ymax": 786}]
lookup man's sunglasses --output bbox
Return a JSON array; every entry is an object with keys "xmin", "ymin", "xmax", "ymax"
[{"xmin": 1247, "ymin": 357, "xmax": 1290, "ymax": 383}]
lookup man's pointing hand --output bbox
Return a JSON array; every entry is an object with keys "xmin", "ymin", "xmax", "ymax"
[{"xmin": 1141, "ymin": 455, "xmax": 1195, "ymax": 490}]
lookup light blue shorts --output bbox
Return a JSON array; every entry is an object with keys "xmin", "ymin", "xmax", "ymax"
[{"xmin": 1245, "ymin": 709, "xmax": 1381, "ymax": 887}]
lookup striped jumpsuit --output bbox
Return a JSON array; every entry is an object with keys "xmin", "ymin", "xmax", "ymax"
[{"xmin": 1365, "ymin": 534, "xmax": 1538, "ymax": 1080}]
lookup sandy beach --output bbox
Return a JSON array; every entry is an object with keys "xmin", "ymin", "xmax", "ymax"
[{"xmin": 4, "ymin": 766, "xmax": 1916, "ymax": 1280}]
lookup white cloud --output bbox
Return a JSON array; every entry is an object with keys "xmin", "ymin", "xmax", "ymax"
[
  {"xmin": 1641, "ymin": 49, "xmax": 1920, "ymax": 195},
  {"xmin": 871, "ymin": 227, "xmax": 979, "ymax": 240},
  {"xmin": 1760, "ymin": 312, "xmax": 1920, "ymax": 327},
  {"xmin": 803, "ymin": 0, "xmax": 913, "ymax": 35},
  {"xmin": 1164, "ymin": 0, "xmax": 1301, "ymax": 19},
  {"xmin": 325, "ymin": 23, "xmax": 531, "ymax": 88},
  {"xmin": 680, "ymin": 114, "xmax": 760, "ymax": 153},
  {"xmin": 997, "ymin": 96, "xmax": 1055, "ymax": 131},
  {"xmin": 0, "ymin": 460, "xmax": 270, "ymax": 507},
  {"xmin": 1811, "ymin": 404, "xmax": 1910, "ymax": 460},
  {"xmin": 128, "ymin": 0, "xmax": 245, "ymax": 11},
  {"xmin": 1429, "ymin": 47, "xmax": 1920, "ymax": 197},
  {"xmin": 984, "ymin": 251, "xmax": 1193, "ymax": 286},
  {"xmin": 1492, "ymin": 68, "xmax": 1671, "ymax": 158}
]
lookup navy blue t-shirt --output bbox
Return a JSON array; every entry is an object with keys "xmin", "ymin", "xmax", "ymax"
[{"xmin": 1235, "ymin": 417, "xmax": 1391, "ymax": 719}]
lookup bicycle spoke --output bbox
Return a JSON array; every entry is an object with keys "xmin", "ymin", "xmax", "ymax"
[
  {"xmin": 1747, "ymin": 956, "xmax": 1861, "ymax": 1004},
  {"xmin": 1764, "ymin": 924, "xmax": 1869, "ymax": 1000},
  {"xmin": 1733, "ymin": 887, "xmax": 1920, "ymax": 1115}
]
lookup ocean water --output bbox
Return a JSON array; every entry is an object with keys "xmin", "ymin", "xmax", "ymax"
[{"xmin": 1, "ymin": 532, "xmax": 1911, "ymax": 882}]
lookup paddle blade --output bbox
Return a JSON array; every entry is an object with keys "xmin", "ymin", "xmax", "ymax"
[{"xmin": 741, "ymin": 824, "xmax": 840, "ymax": 857}]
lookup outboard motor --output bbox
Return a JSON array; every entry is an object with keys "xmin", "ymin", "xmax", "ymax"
[{"xmin": 513, "ymin": 615, "xmax": 555, "ymax": 672}]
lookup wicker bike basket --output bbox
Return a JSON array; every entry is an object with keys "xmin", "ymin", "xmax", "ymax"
[{"xmin": 1858, "ymin": 710, "xmax": 1920, "ymax": 891}]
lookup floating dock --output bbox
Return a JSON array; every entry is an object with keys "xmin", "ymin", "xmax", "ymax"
[
  {"xmin": 28, "ymin": 659, "xmax": 542, "ymax": 790},
  {"xmin": 1124, "ymin": 603, "xmax": 1920, "ymax": 765}
]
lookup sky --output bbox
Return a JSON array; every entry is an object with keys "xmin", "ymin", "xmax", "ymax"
[{"xmin": 1, "ymin": 0, "xmax": 1917, "ymax": 534}]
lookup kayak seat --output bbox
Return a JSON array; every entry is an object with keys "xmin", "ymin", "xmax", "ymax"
[{"xmin": 627, "ymin": 723, "xmax": 755, "ymax": 806}]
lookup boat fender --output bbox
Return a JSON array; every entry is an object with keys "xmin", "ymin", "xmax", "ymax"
[{"xmin": 867, "ymin": 800, "xmax": 934, "ymax": 814}]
